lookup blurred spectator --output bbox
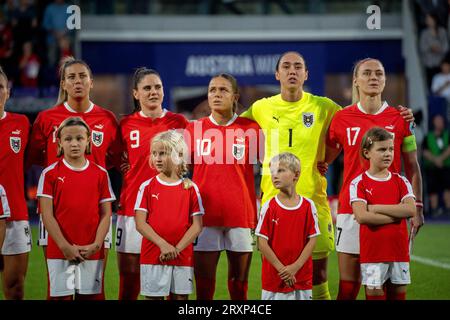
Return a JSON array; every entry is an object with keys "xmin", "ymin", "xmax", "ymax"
[
  {"xmin": 432, "ymin": 60, "xmax": 450, "ymax": 103},
  {"xmin": 57, "ymin": 34, "xmax": 72, "ymax": 66},
  {"xmin": 0, "ymin": 10, "xmax": 15, "ymax": 83},
  {"xmin": 42, "ymin": 0, "xmax": 71, "ymax": 68},
  {"xmin": 423, "ymin": 113, "xmax": 450, "ymax": 217},
  {"xmin": 417, "ymin": 0, "xmax": 449, "ymax": 28},
  {"xmin": 2, "ymin": 0, "xmax": 17, "ymax": 24},
  {"xmin": 19, "ymin": 41, "xmax": 40, "ymax": 87},
  {"xmin": 420, "ymin": 13, "xmax": 449, "ymax": 88},
  {"xmin": 11, "ymin": 0, "xmax": 38, "ymax": 56}
]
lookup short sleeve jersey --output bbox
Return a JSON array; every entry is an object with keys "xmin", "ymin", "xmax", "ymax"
[
  {"xmin": 255, "ymin": 196, "xmax": 320, "ymax": 292},
  {"xmin": 241, "ymin": 93, "xmax": 341, "ymax": 213},
  {"xmin": 28, "ymin": 102, "xmax": 121, "ymax": 169},
  {"xmin": 37, "ymin": 159, "xmax": 116, "ymax": 259},
  {"xmin": 327, "ymin": 102, "xmax": 417, "ymax": 214},
  {"xmin": 118, "ymin": 110, "xmax": 188, "ymax": 217},
  {"xmin": 186, "ymin": 114, "xmax": 260, "ymax": 228},
  {"xmin": 349, "ymin": 171, "xmax": 415, "ymax": 263},
  {"xmin": 0, "ymin": 112, "xmax": 30, "ymax": 221},
  {"xmin": 0, "ymin": 185, "xmax": 11, "ymax": 219},
  {"xmin": 135, "ymin": 176, "xmax": 204, "ymax": 266}
]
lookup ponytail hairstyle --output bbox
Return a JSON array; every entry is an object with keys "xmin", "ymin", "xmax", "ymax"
[
  {"xmin": 150, "ymin": 130, "xmax": 192, "ymax": 189},
  {"xmin": 56, "ymin": 116, "xmax": 92, "ymax": 157},
  {"xmin": 210, "ymin": 73, "xmax": 241, "ymax": 113},
  {"xmin": 360, "ymin": 127, "xmax": 393, "ymax": 160},
  {"xmin": 132, "ymin": 67, "xmax": 162, "ymax": 113},
  {"xmin": 56, "ymin": 56, "xmax": 93, "ymax": 106},
  {"xmin": 351, "ymin": 58, "xmax": 383, "ymax": 104}
]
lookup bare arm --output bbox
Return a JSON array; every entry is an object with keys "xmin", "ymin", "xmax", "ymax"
[
  {"xmin": 0, "ymin": 219, "xmax": 6, "ymax": 250},
  {"xmin": 368, "ymin": 197, "xmax": 416, "ymax": 219},
  {"xmin": 403, "ymin": 150, "xmax": 424, "ymax": 232},
  {"xmin": 79, "ymin": 202, "xmax": 112, "ymax": 259},
  {"xmin": 352, "ymin": 201, "xmax": 397, "ymax": 225},
  {"xmin": 40, "ymin": 197, "xmax": 84, "ymax": 262},
  {"xmin": 175, "ymin": 215, "xmax": 203, "ymax": 253},
  {"xmin": 257, "ymin": 236, "xmax": 285, "ymax": 272},
  {"xmin": 279, "ymin": 237, "xmax": 317, "ymax": 283},
  {"xmin": 135, "ymin": 210, "xmax": 178, "ymax": 261}
]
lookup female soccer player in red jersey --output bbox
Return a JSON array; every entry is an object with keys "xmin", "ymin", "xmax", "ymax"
[
  {"xmin": 37, "ymin": 117, "xmax": 115, "ymax": 300},
  {"xmin": 116, "ymin": 68, "xmax": 188, "ymax": 300},
  {"xmin": 186, "ymin": 73, "xmax": 261, "ymax": 300},
  {"xmin": 323, "ymin": 58, "xmax": 423, "ymax": 300},
  {"xmin": 135, "ymin": 130, "xmax": 203, "ymax": 300},
  {"xmin": 28, "ymin": 57, "xmax": 121, "ymax": 299},
  {"xmin": 350, "ymin": 127, "xmax": 415, "ymax": 300},
  {"xmin": 0, "ymin": 66, "xmax": 31, "ymax": 300}
]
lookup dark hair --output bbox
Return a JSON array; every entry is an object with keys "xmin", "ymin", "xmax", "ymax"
[
  {"xmin": 132, "ymin": 67, "xmax": 162, "ymax": 113},
  {"xmin": 360, "ymin": 127, "xmax": 393, "ymax": 160},
  {"xmin": 56, "ymin": 57, "xmax": 93, "ymax": 105},
  {"xmin": 275, "ymin": 51, "xmax": 307, "ymax": 72},
  {"xmin": 210, "ymin": 73, "xmax": 241, "ymax": 112},
  {"xmin": 56, "ymin": 116, "xmax": 92, "ymax": 157}
]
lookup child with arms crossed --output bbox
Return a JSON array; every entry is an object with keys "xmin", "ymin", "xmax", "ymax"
[{"xmin": 350, "ymin": 127, "xmax": 415, "ymax": 300}]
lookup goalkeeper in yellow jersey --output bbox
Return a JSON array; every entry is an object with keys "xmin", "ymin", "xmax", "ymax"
[{"xmin": 241, "ymin": 51, "xmax": 341, "ymax": 300}]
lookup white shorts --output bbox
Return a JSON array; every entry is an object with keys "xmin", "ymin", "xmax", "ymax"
[
  {"xmin": 115, "ymin": 215, "xmax": 142, "ymax": 254},
  {"xmin": 47, "ymin": 259, "xmax": 104, "ymax": 297},
  {"xmin": 261, "ymin": 289, "xmax": 312, "ymax": 300},
  {"xmin": 194, "ymin": 226, "xmax": 253, "ymax": 252},
  {"xmin": 361, "ymin": 262, "xmax": 411, "ymax": 289},
  {"xmin": 335, "ymin": 213, "xmax": 360, "ymax": 254},
  {"xmin": 1, "ymin": 220, "xmax": 32, "ymax": 255},
  {"xmin": 39, "ymin": 215, "xmax": 113, "ymax": 249},
  {"xmin": 140, "ymin": 264, "xmax": 193, "ymax": 297}
]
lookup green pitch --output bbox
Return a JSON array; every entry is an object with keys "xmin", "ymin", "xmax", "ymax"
[{"xmin": 1, "ymin": 223, "xmax": 449, "ymax": 300}]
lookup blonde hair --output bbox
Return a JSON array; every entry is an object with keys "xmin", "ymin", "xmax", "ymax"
[
  {"xmin": 270, "ymin": 152, "xmax": 301, "ymax": 173},
  {"xmin": 56, "ymin": 56, "xmax": 93, "ymax": 106},
  {"xmin": 360, "ymin": 127, "xmax": 393, "ymax": 160},
  {"xmin": 56, "ymin": 117, "xmax": 92, "ymax": 157},
  {"xmin": 150, "ymin": 130, "xmax": 192, "ymax": 189},
  {"xmin": 351, "ymin": 58, "xmax": 383, "ymax": 104}
]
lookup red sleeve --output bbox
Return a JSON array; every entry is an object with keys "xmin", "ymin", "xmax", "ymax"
[
  {"xmin": 397, "ymin": 175, "xmax": 415, "ymax": 202},
  {"xmin": 306, "ymin": 200, "xmax": 321, "ymax": 238},
  {"xmin": 26, "ymin": 112, "xmax": 47, "ymax": 168},
  {"xmin": 0, "ymin": 185, "xmax": 11, "ymax": 218},
  {"xmin": 105, "ymin": 114, "xmax": 123, "ymax": 170},
  {"xmin": 190, "ymin": 182, "xmax": 204, "ymax": 216},
  {"xmin": 326, "ymin": 114, "xmax": 341, "ymax": 149},
  {"xmin": 36, "ymin": 166, "xmax": 55, "ymax": 199},
  {"xmin": 255, "ymin": 201, "xmax": 271, "ymax": 240},
  {"xmin": 99, "ymin": 168, "xmax": 116, "ymax": 203},
  {"xmin": 349, "ymin": 176, "xmax": 367, "ymax": 204},
  {"xmin": 134, "ymin": 180, "xmax": 150, "ymax": 213}
]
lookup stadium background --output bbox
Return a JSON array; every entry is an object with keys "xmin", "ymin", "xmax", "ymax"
[{"xmin": 0, "ymin": 0, "xmax": 449, "ymax": 299}]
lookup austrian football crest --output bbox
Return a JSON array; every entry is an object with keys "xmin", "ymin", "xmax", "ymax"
[
  {"xmin": 10, "ymin": 137, "xmax": 21, "ymax": 153},
  {"xmin": 302, "ymin": 112, "xmax": 314, "ymax": 128},
  {"xmin": 92, "ymin": 130, "xmax": 104, "ymax": 147},
  {"xmin": 232, "ymin": 143, "xmax": 245, "ymax": 160}
]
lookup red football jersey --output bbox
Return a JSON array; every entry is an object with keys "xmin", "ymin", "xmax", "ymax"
[
  {"xmin": 37, "ymin": 159, "xmax": 116, "ymax": 259},
  {"xmin": 349, "ymin": 171, "xmax": 414, "ymax": 263},
  {"xmin": 327, "ymin": 102, "xmax": 414, "ymax": 215},
  {"xmin": 28, "ymin": 102, "xmax": 121, "ymax": 169},
  {"xmin": 255, "ymin": 196, "xmax": 320, "ymax": 292},
  {"xmin": 186, "ymin": 114, "xmax": 260, "ymax": 228},
  {"xmin": 118, "ymin": 110, "xmax": 188, "ymax": 217},
  {"xmin": 0, "ymin": 112, "xmax": 29, "ymax": 221},
  {"xmin": 135, "ymin": 176, "xmax": 204, "ymax": 267},
  {"xmin": 0, "ymin": 184, "xmax": 11, "ymax": 219}
]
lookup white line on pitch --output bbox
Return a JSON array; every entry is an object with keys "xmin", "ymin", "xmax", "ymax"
[{"xmin": 411, "ymin": 255, "xmax": 450, "ymax": 270}]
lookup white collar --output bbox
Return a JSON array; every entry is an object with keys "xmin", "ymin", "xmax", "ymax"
[
  {"xmin": 357, "ymin": 101, "xmax": 389, "ymax": 115},
  {"xmin": 365, "ymin": 170, "xmax": 392, "ymax": 181},
  {"xmin": 156, "ymin": 175, "xmax": 182, "ymax": 186},
  {"xmin": 139, "ymin": 108, "xmax": 167, "ymax": 119},
  {"xmin": 275, "ymin": 195, "xmax": 303, "ymax": 211},
  {"xmin": 64, "ymin": 101, "xmax": 94, "ymax": 113},
  {"xmin": 63, "ymin": 158, "xmax": 89, "ymax": 171},
  {"xmin": 209, "ymin": 113, "xmax": 238, "ymax": 126}
]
